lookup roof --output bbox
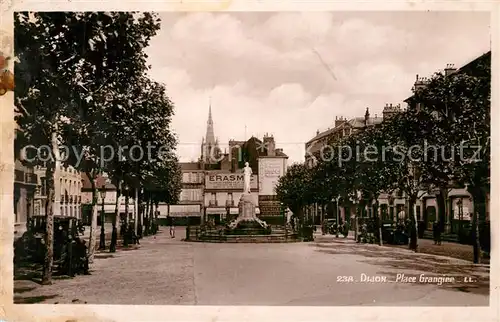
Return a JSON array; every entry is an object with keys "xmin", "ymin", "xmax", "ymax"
[
  {"xmin": 404, "ymin": 51, "xmax": 491, "ymax": 103},
  {"xmin": 81, "ymin": 173, "xmax": 116, "ymax": 190},
  {"xmin": 306, "ymin": 116, "xmax": 383, "ymax": 145},
  {"xmin": 275, "ymin": 150, "xmax": 288, "ymax": 158},
  {"xmin": 180, "ymin": 162, "xmax": 201, "ymax": 171}
]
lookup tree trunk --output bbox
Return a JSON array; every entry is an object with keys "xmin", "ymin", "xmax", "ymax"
[
  {"xmin": 408, "ymin": 197, "xmax": 418, "ymax": 252},
  {"xmin": 110, "ymin": 180, "xmax": 120, "ymax": 252},
  {"xmin": 154, "ymin": 201, "xmax": 160, "ymax": 234},
  {"xmin": 87, "ymin": 172, "xmax": 99, "ymax": 263},
  {"xmin": 437, "ymin": 188, "xmax": 448, "ymax": 233},
  {"xmin": 149, "ymin": 199, "xmax": 154, "ymax": 232},
  {"xmin": 471, "ymin": 208, "xmax": 480, "ymax": 263},
  {"xmin": 144, "ymin": 197, "xmax": 150, "ymax": 235},
  {"xmin": 375, "ymin": 198, "xmax": 383, "ymax": 246},
  {"xmin": 41, "ymin": 131, "xmax": 58, "ymax": 284},
  {"xmin": 352, "ymin": 203, "xmax": 358, "ymax": 241},
  {"xmin": 134, "ymin": 187, "xmax": 139, "ymax": 235},
  {"xmin": 469, "ymin": 187, "xmax": 485, "ymax": 264},
  {"xmin": 124, "ymin": 193, "xmax": 130, "ymax": 226}
]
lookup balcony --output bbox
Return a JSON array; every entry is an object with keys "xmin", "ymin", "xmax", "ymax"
[
  {"xmin": 209, "ymin": 200, "xmax": 218, "ymax": 207},
  {"xmin": 225, "ymin": 200, "xmax": 234, "ymax": 207}
]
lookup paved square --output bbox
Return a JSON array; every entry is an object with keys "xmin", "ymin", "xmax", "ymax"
[{"xmin": 14, "ymin": 228, "xmax": 489, "ymax": 306}]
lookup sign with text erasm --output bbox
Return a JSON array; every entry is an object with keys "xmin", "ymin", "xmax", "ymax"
[{"xmin": 205, "ymin": 173, "xmax": 258, "ymax": 190}]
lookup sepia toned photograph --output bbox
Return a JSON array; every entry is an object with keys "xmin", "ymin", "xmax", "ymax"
[{"xmin": 5, "ymin": 9, "xmax": 493, "ymax": 314}]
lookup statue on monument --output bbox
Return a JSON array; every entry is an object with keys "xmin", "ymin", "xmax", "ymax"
[
  {"xmin": 243, "ymin": 162, "xmax": 252, "ymax": 194},
  {"xmin": 226, "ymin": 161, "xmax": 269, "ymax": 231}
]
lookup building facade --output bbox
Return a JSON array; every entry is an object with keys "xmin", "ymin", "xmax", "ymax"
[
  {"xmin": 33, "ymin": 165, "xmax": 83, "ymax": 219},
  {"xmin": 80, "ymin": 174, "xmax": 135, "ymax": 225},
  {"xmin": 304, "ymin": 106, "xmax": 400, "ymax": 224},
  {"xmin": 189, "ymin": 106, "xmax": 289, "ymax": 224},
  {"xmin": 166, "ymin": 162, "xmax": 205, "ymax": 224},
  {"xmin": 204, "ymin": 170, "xmax": 259, "ymax": 224},
  {"xmin": 14, "ymin": 130, "xmax": 38, "ymax": 239},
  {"xmin": 404, "ymin": 51, "xmax": 491, "ymax": 233}
]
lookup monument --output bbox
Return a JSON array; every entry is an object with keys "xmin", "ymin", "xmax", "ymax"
[{"xmin": 227, "ymin": 162, "xmax": 269, "ymax": 234}]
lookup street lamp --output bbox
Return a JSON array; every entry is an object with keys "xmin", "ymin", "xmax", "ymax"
[
  {"xmin": 124, "ymin": 185, "xmax": 130, "ymax": 222},
  {"xmin": 99, "ymin": 183, "xmax": 106, "ymax": 250}
]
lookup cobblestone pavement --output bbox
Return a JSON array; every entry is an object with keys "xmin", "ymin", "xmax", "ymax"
[{"xmin": 14, "ymin": 228, "xmax": 489, "ymax": 306}]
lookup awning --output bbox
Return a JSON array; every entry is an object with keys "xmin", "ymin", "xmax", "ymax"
[
  {"xmin": 161, "ymin": 213, "xmax": 201, "ymax": 218},
  {"xmin": 206, "ymin": 208, "xmax": 227, "ymax": 215},
  {"xmin": 169, "ymin": 205, "xmax": 201, "ymax": 214}
]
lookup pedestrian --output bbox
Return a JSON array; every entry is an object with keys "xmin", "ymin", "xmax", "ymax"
[
  {"xmin": 435, "ymin": 220, "xmax": 442, "ymax": 245},
  {"xmin": 74, "ymin": 237, "xmax": 90, "ymax": 275},
  {"xmin": 167, "ymin": 215, "xmax": 175, "ymax": 238}
]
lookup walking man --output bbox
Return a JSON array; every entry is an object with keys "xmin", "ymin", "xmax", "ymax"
[{"xmin": 167, "ymin": 214, "xmax": 175, "ymax": 238}]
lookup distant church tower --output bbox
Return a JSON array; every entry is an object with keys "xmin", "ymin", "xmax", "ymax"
[{"xmin": 200, "ymin": 102, "xmax": 221, "ymax": 164}]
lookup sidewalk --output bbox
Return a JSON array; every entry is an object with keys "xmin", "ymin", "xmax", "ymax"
[{"xmin": 316, "ymin": 231, "xmax": 489, "ymax": 264}]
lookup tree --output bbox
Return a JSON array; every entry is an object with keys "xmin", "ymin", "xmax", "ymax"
[
  {"xmin": 61, "ymin": 12, "xmax": 162, "ymax": 260},
  {"xmin": 382, "ymin": 109, "xmax": 436, "ymax": 252},
  {"xmin": 354, "ymin": 125, "xmax": 401, "ymax": 245},
  {"xmin": 410, "ymin": 53, "xmax": 490, "ymax": 262},
  {"xmin": 15, "ymin": 12, "xmax": 84, "ymax": 284},
  {"xmin": 15, "ymin": 12, "xmax": 165, "ymax": 268},
  {"xmin": 276, "ymin": 163, "xmax": 314, "ymax": 227}
]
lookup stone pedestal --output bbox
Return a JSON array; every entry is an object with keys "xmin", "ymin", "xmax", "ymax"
[{"xmin": 227, "ymin": 193, "xmax": 269, "ymax": 235}]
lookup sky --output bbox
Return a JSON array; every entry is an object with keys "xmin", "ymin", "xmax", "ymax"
[{"xmin": 145, "ymin": 11, "xmax": 491, "ymax": 164}]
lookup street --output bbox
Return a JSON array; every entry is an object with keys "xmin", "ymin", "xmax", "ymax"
[{"xmin": 14, "ymin": 227, "xmax": 489, "ymax": 306}]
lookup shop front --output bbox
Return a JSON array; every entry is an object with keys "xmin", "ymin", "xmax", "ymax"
[{"xmin": 167, "ymin": 204, "xmax": 202, "ymax": 225}]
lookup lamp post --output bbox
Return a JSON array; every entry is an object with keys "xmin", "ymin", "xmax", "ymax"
[
  {"xmin": 388, "ymin": 195, "xmax": 395, "ymax": 222},
  {"xmin": 457, "ymin": 198, "xmax": 463, "ymax": 234},
  {"xmin": 99, "ymin": 183, "xmax": 106, "ymax": 250},
  {"xmin": 123, "ymin": 184, "xmax": 130, "ymax": 247},
  {"xmin": 139, "ymin": 187, "xmax": 144, "ymax": 238},
  {"xmin": 335, "ymin": 197, "xmax": 340, "ymax": 238}
]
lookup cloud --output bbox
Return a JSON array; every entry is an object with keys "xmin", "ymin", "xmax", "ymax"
[{"xmin": 146, "ymin": 12, "xmax": 490, "ymax": 163}]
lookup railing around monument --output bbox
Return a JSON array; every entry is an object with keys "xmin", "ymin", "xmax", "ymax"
[{"xmin": 189, "ymin": 224, "xmax": 294, "ymax": 242}]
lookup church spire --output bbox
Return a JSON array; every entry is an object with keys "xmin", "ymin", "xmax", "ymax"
[
  {"xmin": 201, "ymin": 98, "xmax": 220, "ymax": 164},
  {"xmin": 205, "ymin": 99, "xmax": 216, "ymax": 145}
]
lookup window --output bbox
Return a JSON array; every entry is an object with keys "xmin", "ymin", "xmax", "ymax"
[{"xmin": 41, "ymin": 177, "xmax": 47, "ymax": 196}]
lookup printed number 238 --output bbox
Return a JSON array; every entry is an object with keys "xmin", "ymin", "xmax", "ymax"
[{"xmin": 337, "ymin": 276, "xmax": 354, "ymax": 282}]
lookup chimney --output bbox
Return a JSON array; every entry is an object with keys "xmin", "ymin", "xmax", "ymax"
[
  {"xmin": 364, "ymin": 108, "xmax": 370, "ymax": 126},
  {"xmin": 316, "ymin": 129, "xmax": 320, "ymax": 136},
  {"xmin": 414, "ymin": 74, "xmax": 429, "ymax": 91},
  {"xmin": 444, "ymin": 63, "xmax": 456, "ymax": 76},
  {"xmin": 335, "ymin": 116, "xmax": 345, "ymax": 128},
  {"xmin": 382, "ymin": 103, "xmax": 401, "ymax": 121},
  {"xmin": 263, "ymin": 134, "xmax": 276, "ymax": 156}
]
